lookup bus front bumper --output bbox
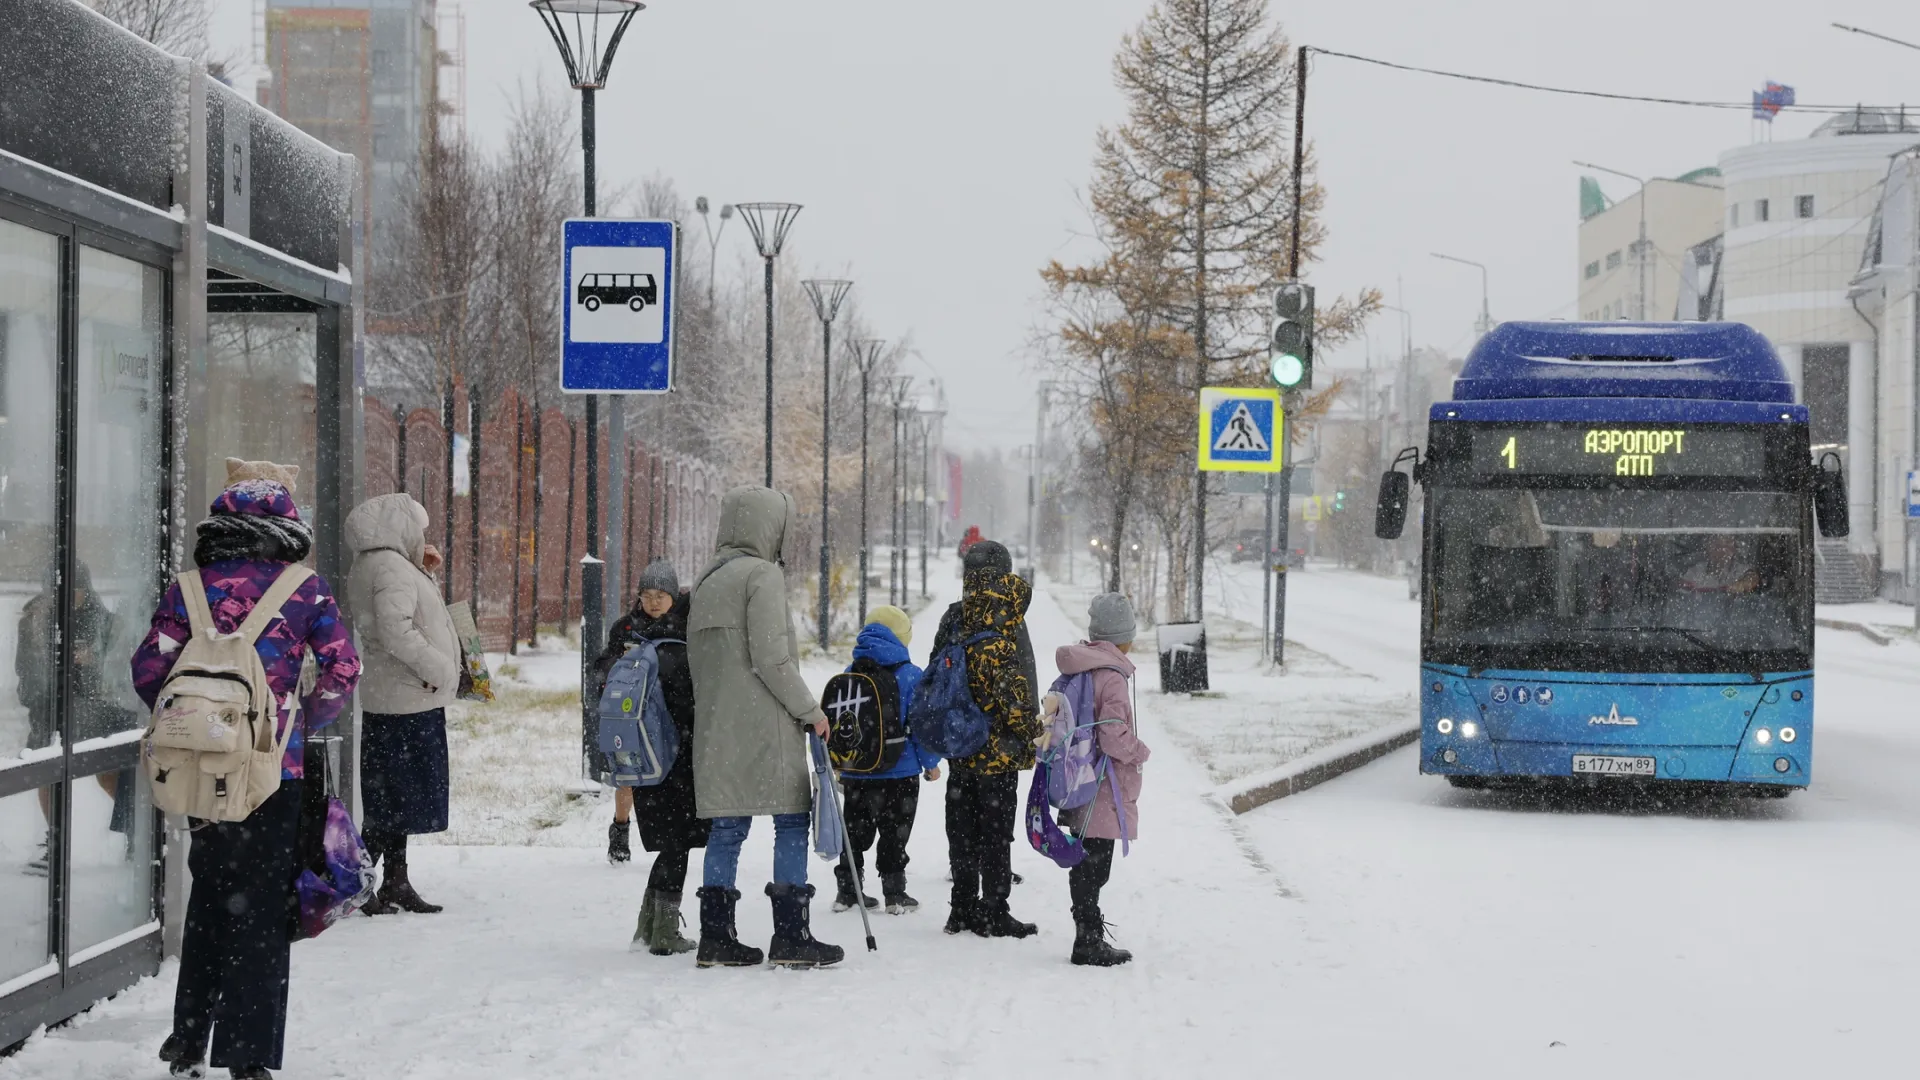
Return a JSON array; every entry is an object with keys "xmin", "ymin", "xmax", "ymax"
[{"xmin": 1420, "ymin": 735, "xmax": 1809, "ymax": 786}]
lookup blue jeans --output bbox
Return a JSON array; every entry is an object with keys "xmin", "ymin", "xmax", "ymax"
[{"xmin": 702, "ymin": 813, "xmax": 810, "ymax": 889}]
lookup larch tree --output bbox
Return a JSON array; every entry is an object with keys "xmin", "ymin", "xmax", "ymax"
[{"xmin": 1091, "ymin": 0, "xmax": 1376, "ymax": 619}]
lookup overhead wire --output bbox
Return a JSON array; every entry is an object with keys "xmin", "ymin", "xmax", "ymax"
[{"xmin": 1307, "ymin": 47, "xmax": 1913, "ymax": 117}]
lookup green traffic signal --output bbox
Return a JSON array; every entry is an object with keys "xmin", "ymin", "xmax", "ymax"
[{"xmin": 1271, "ymin": 282, "xmax": 1315, "ymax": 389}]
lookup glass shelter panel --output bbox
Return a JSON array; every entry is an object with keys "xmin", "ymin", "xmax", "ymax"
[
  {"xmin": 205, "ymin": 312, "xmax": 318, "ymax": 519},
  {"xmin": 0, "ymin": 219, "xmax": 60, "ymax": 781},
  {"xmin": 67, "ymin": 246, "xmax": 165, "ymax": 958}
]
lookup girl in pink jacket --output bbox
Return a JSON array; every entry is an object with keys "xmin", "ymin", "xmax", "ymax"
[{"xmin": 1052, "ymin": 592, "xmax": 1150, "ymax": 966}]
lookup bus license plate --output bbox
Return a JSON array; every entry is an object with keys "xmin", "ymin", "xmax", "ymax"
[{"xmin": 1572, "ymin": 754, "xmax": 1656, "ymax": 777}]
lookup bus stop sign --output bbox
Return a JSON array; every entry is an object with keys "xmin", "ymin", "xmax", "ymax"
[{"xmin": 561, "ymin": 218, "xmax": 678, "ymax": 393}]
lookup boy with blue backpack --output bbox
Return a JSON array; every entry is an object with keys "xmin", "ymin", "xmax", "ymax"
[
  {"xmin": 829, "ymin": 605, "xmax": 941, "ymax": 915},
  {"xmin": 1049, "ymin": 592, "xmax": 1150, "ymax": 966}
]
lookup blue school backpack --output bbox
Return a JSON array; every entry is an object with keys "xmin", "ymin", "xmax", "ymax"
[
  {"xmin": 907, "ymin": 631, "xmax": 999, "ymax": 759},
  {"xmin": 596, "ymin": 638, "xmax": 680, "ymax": 787}
]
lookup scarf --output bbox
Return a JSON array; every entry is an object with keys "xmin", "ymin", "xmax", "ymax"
[{"xmin": 194, "ymin": 510, "xmax": 314, "ymax": 566}]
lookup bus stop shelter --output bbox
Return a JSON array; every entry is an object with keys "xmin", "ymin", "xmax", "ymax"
[{"xmin": 0, "ymin": 0, "xmax": 363, "ymax": 1046}]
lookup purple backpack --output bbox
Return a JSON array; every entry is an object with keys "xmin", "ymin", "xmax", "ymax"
[
  {"xmin": 1025, "ymin": 763, "xmax": 1085, "ymax": 869},
  {"xmin": 294, "ymin": 797, "xmax": 376, "ymax": 939},
  {"xmin": 1042, "ymin": 669, "xmax": 1129, "ymax": 854}
]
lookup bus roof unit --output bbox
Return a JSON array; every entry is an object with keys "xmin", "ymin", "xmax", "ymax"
[{"xmin": 1452, "ymin": 322, "xmax": 1793, "ymax": 404}]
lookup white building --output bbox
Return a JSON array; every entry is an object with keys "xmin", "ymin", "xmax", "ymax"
[
  {"xmin": 1847, "ymin": 140, "xmax": 1920, "ymax": 597},
  {"xmin": 1718, "ymin": 109, "xmax": 1920, "ymax": 597},
  {"xmin": 1577, "ymin": 168, "xmax": 1724, "ymax": 322}
]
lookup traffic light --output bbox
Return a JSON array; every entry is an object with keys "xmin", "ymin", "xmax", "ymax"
[
  {"xmin": 1270, "ymin": 281, "xmax": 1316, "ymax": 389},
  {"xmin": 1333, "ymin": 489, "xmax": 1348, "ymax": 513}
]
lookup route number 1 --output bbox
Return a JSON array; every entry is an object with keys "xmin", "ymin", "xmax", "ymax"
[{"xmin": 1501, "ymin": 436, "xmax": 1517, "ymax": 470}]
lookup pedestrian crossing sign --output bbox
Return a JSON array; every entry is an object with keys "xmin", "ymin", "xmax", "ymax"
[{"xmin": 1198, "ymin": 387, "xmax": 1283, "ymax": 472}]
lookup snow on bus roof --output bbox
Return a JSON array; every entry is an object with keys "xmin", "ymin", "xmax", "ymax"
[{"xmin": 1451, "ymin": 321, "xmax": 1794, "ymax": 404}]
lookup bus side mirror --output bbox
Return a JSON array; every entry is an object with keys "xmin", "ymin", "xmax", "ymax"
[
  {"xmin": 1814, "ymin": 453, "xmax": 1849, "ymax": 538},
  {"xmin": 1375, "ymin": 470, "xmax": 1411, "ymax": 540}
]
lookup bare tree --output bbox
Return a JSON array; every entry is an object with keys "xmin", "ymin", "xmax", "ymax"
[{"xmin": 89, "ymin": 0, "xmax": 211, "ymax": 57}]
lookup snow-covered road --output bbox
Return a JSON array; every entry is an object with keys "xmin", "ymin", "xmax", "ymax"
[{"xmin": 4, "ymin": 570, "xmax": 1915, "ymax": 1078}]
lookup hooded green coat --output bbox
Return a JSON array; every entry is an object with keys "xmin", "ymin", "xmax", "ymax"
[{"xmin": 687, "ymin": 487, "xmax": 827, "ymax": 818}]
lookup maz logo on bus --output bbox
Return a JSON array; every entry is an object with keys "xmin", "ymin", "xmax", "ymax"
[{"xmin": 1589, "ymin": 704, "xmax": 1639, "ymax": 726}]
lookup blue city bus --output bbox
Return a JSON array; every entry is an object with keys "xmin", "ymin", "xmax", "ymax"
[{"xmin": 1374, "ymin": 322, "xmax": 1850, "ymax": 796}]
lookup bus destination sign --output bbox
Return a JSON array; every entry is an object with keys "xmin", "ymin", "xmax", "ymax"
[{"xmin": 1472, "ymin": 427, "xmax": 1765, "ymax": 478}]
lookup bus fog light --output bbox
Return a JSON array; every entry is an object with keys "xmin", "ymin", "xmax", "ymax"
[
  {"xmin": 1774, "ymin": 757, "xmax": 1792, "ymax": 774},
  {"xmin": 1460, "ymin": 721, "xmax": 1479, "ymax": 739},
  {"xmin": 1442, "ymin": 749, "xmax": 1458, "ymax": 764},
  {"xmin": 1436, "ymin": 718, "xmax": 1454, "ymax": 735},
  {"xmin": 1780, "ymin": 727, "xmax": 1797, "ymax": 743},
  {"xmin": 1754, "ymin": 728, "xmax": 1772, "ymax": 746}
]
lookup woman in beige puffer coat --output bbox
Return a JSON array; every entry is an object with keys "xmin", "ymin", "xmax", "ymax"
[{"xmin": 345, "ymin": 492, "xmax": 461, "ymax": 914}]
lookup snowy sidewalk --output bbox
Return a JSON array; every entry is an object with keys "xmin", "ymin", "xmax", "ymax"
[{"xmin": 2, "ymin": 579, "xmax": 1409, "ymax": 1079}]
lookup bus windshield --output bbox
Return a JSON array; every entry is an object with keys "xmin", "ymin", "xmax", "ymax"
[{"xmin": 1427, "ymin": 486, "xmax": 1810, "ymax": 672}]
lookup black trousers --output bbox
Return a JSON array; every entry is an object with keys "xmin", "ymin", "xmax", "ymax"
[
  {"xmin": 945, "ymin": 769, "xmax": 1018, "ymax": 908},
  {"xmin": 363, "ymin": 826, "xmax": 407, "ymax": 870},
  {"xmin": 646, "ymin": 846, "xmax": 690, "ymax": 894},
  {"xmin": 1069, "ymin": 837, "xmax": 1116, "ymax": 923},
  {"xmin": 173, "ymin": 781, "xmax": 302, "ymax": 1071},
  {"xmin": 841, "ymin": 775, "xmax": 919, "ymax": 879}
]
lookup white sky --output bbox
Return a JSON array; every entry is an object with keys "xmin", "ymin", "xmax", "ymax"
[{"xmin": 214, "ymin": 0, "xmax": 1920, "ymax": 451}]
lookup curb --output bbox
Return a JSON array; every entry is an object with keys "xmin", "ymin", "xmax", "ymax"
[
  {"xmin": 1815, "ymin": 617, "xmax": 1893, "ymax": 646},
  {"xmin": 1217, "ymin": 722, "xmax": 1419, "ymax": 815}
]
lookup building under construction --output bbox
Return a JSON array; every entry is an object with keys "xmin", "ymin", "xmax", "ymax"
[{"xmin": 256, "ymin": 0, "xmax": 459, "ymax": 277}]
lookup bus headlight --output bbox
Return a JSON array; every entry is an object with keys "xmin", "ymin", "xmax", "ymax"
[
  {"xmin": 1436, "ymin": 718, "xmax": 1454, "ymax": 735},
  {"xmin": 1779, "ymin": 727, "xmax": 1797, "ymax": 743},
  {"xmin": 1754, "ymin": 728, "xmax": 1772, "ymax": 746},
  {"xmin": 1460, "ymin": 721, "xmax": 1479, "ymax": 739}
]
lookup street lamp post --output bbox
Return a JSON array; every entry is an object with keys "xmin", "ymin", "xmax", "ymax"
[
  {"xmin": 848, "ymin": 339, "xmax": 888, "ymax": 625},
  {"xmin": 802, "ymin": 279, "xmax": 853, "ymax": 648},
  {"xmin": 1574, "ymin": 160, "xmax": 1650, "ymax": 320},
  {"xmin": 736, "ymin": 203, "xmax": 803, "ymax": 488},
  {"xmin": 887, "ymin": 377, "xmax": 914, "ymax": 604},
  {"xmin": 694, "ymin": 196, "xmax": 733, "ymax": 307},
  {"xmin": 531, "ymin": 0, "xmax": 641, "ymax": 785},
  {"xmin": 918, "ymin": 408, "xmax": 945, "ymax": 600},
  {"xmin": 1430, "ymin": 252, "xmax": 1491, "ymax": 338}
]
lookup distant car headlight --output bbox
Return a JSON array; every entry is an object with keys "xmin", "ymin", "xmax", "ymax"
[
  {"xmin": 1754, "ymin": 728, "xmax": 1772, "ymax": 746},
  {"xmin": 1436, "ymin": 718, "xmax": 1454, "ymax": 735}
]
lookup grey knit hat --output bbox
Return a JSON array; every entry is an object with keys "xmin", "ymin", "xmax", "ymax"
[
  {"xmin": 1087, "ymin": 592, "xmax": 1136, "ymax": 646},
  {"xmin": 636, "ymin": 559, "xmax": 679, "ymax": 597}
]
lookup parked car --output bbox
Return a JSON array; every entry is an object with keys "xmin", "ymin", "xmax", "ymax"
[{"xmin": 1230, "ymin": 530, "xmax": 1269, "ymax": 563}]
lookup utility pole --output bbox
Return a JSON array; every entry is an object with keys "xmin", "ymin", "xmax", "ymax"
[{"xmin": 802, "ymin": 279, "xmax": 853, "ymax": 647}]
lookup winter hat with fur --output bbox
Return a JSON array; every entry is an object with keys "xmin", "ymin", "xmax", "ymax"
[
  {"xmin": 1087, "ymin": 592, "xmax": 1136, "ymax": 647},
  {"xmin": 865, "ymin": 604, "xmax": 913, "ymax": 646}
]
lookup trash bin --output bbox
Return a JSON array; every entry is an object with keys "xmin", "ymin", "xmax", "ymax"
[{"xmin": 1157, "ymin": 621, "xmax": 1209, "ymax": 694}]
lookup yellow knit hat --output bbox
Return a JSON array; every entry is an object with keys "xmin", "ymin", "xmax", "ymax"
[{"xmin": 866, "ymin": 605, "xmax": 912, "ymax": 646}]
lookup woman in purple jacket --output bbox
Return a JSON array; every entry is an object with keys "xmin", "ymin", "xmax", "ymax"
[{"xmin": 133, "ymin": 460, "xmax": 362, "ymax": 1080}]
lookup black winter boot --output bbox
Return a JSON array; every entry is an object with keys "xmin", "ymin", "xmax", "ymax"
[
  {"xmin": 943, "ymin": 898, "xmax": 975, "ymax": 935},
  {"xmin": 766, "ymin": 883, "xmax": 844, "ymax": 968},
  {"xmin": 881, "ymin": 872, "xmax": 919, "ymax": 914},
  {"xmin": 975, "ymin": 900, "xmax": 1038, "ymax": 939},
  {"xmin": 695, "ymin": 886, "xmax": 763, "ymax": 967},
  {"xmin": 1070, "ymin": 912, "xmax": 1132, "ymax": 967},
  {"xmin": 157, "ymin": 1033, "xmax": 206, "ymax": 1078},
  {"xmin": 832, "ymin": 860, "xmax": 877, "ymax": 912},
  {"xmin": 376, "ymin": 849, "xmax": 443, "ymax": 914},
  {"xmin": 607, "ymin": 818, "xmax": 632, "ymax": 864}
]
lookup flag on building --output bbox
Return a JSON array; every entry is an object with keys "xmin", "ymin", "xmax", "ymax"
[{"xmin": 1752, "ymin": 81, "xmax": 1796, "ymax": 122}]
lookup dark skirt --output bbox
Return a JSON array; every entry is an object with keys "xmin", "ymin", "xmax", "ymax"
[{"xmin": 361, "ymin": 708, "xmax": 450, "ymax": 836}]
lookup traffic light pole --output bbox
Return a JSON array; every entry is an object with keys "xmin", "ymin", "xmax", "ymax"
[{"xmin": 1270, "ymin": 45, "xmax": 1309, "ymax": 670}]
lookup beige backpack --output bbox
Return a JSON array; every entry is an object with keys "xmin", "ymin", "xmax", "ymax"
[{"xmin": 142, "ymin": 564, "xmax": 313, "ymax": 822}]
